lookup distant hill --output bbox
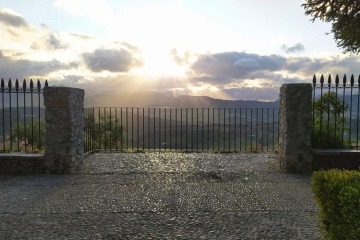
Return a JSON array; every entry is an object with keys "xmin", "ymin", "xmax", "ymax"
[{"xmin": 84, "ymin": 92, "xmax": 280, "ymax": 108}]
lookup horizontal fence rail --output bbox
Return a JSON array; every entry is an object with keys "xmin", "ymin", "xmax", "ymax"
[
  {"xmin": 84, "ymin": 107, "xmax": 279, "ymax": 154},
  {"xmin": 0, "ymin": 79, "xmax": 48, "ymax": 153},
  {"xmin": 312, "ymin": 74, "xmax": 360, "ymax": 149}
]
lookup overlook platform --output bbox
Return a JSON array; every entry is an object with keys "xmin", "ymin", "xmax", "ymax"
[{"xmin": 0, "ymin": 153, "xmax": 323, "ymax": 239}]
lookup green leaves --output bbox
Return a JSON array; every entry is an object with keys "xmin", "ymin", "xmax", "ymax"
[
  {"xmin": 312, "ymin": 170, "xmax": 360, "ymax": 239},
  {"xmin": 303, "ymin": 0, "xmax": 360, "ymax": 54},
  {"xmin": 312, "ymin": 92, "xmax": 349, "ymax": 148}
]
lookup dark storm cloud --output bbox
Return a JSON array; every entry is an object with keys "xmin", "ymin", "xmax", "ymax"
[
  {"xmin": 82, "ymin": 48, "xmax": 142, "ymax": 72},
  {"xmin": 190, "ymin": 52, "xmax": 286, "ymax": 84},
  {"xmin": 0, "ymin": 8, "xmax": 29, "ymax": 28},
  {"xmin": 47, "ymin": 34, "xmax": 69, "ymax": 50},
  {"xmin": 281, "ymin": 43, "xmax": 305, "ymax": 53},
  {"xmin": 0, "ymin": 52, "xmax": 77, "ymax": 79}
]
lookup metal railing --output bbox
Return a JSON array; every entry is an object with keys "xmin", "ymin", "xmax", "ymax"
[
  {"xmin": 0, "ymin": 79, "xmax": 48, "ymax": 153},
  {"xmin": 312, "ymin": 74, "xmax": 360, "ymax": 149},
  {"xmin": 84, "ymin": 107, "xmax": 279, "ymax": 154}
]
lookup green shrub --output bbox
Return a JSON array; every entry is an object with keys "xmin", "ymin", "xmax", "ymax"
[{"xmin": 312, "ymin": 169, "xmax": 360, "ymax": 240}]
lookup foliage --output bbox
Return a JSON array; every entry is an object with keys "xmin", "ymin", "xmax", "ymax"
[
  {"xmin": 85, "ymin": 114, "xmax": 125, "ymax": 150},
  {"xmin": 13, "ymin": 119, "xmax": 45, "ymax": 152},
  {"xmin": 303, "ymin": 0, "xmax": 360, "ymax": 54},
  {"xmin": 312, "ymin": 92, "xmax": 349, "ymax": 148},
  {"xmin": 312, "ymin": 169, "xmax": 360, "ymax": 240}
]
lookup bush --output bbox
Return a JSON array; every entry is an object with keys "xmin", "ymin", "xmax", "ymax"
[{"xmin": 312, "ymin": 169, "xmax": 360, "ymax": 239}]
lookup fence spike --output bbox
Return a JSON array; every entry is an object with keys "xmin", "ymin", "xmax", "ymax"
[
  {"xmin": 312, "ymin": 74, "xmax": 316, "ymax": 86},
  {"xmin": 30, "ymin": 79, "xmax": 33, "ymax": 90},
  {"xmin": 8, "ymin": 79, "xmax": 12, "ymax": 90},
  {"xmin": 37, "ymin": 79, "xmax": 41, "ymax": 89},
  {"xmin": 23, "ymin": 79, "xmax": 26, "ymax": 92},
  {"xmin": 351, "ymin": 74, "xmax": 354, "ymax": 86},
  {"xmin": 335, "ymin": 74, "xmax": 339, "ymax": 86},
  {"xmin": 15, "ymin": 79, "xmax": 19, "ymax": 91},
  {"xmin": 320, "ymin": 74, "xmax": 324, "ymax": 86},
  {"xmin": 328, "ymin": 74, "xmax": 331, "ymax": 84},
  {"xmin": 1, "ymin": 79, "xmax": 4, "ymax": 91},
  {"xmin": 45, "ymin": 79, "xmax": 48, "ymax": 87},
  {"xmin": 343, "ymin": 74, "xmax": 347, "ymax": 84}
]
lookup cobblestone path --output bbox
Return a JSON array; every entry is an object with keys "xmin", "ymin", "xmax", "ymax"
[{"xmin": 0, "ymin": 153, "xmax": 323, "ymax": 239}]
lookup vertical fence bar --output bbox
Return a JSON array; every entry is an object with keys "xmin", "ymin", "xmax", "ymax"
[
  {"xmin": 335, "ymin": 75, "xmax": 339, "ymax": 147},
  {"xmin": 164, "ymin": 108, "xmax": 167, "ymax": 151},
  {"xmin": 16, "ymin": 80, "xmax": 19, "ymax": 150},
  {"xmin": 357, "ymin": 75, "xmax": 360, "ymax": 148},
  {"xmin": 30, "ymin": 79, "xmax": 34, "ymax": 151},
  {"xmin": 175, "ymin": 108, "xmax": 178, "ymax": 150},
  {"xmin": 196, "ymin": 108, "xmax": 199, "ymax": 152},
  {"xmin": 159, "ymin": 108, "xmax": 161, "ymax": 150},
  {"xmin": 312, "ymin": 75, "xmax": 316, "ymax": 146},
  {"xmin": 245, "ymin": 108, "xmax": 247, "ymax": 151},
  {"xmin": 326, "ymin": 75, "xmax": 331, "ymax": 147},
  {"xmin": 218, "ymin": 108, "xmax": 220, "ymax": 152},
  {"xmin": 180, "ymin": 108, "xmax": 183, "ymax": 151},
  {"xmin": 208, "ymin": 108, "xmax": 210, "ymax": 151},
  {"xmin": 342, "ymin": 75, "xmax": 346, "ymax": 146},
  {"xmin": 202, "ymin": 108, "xmax": 204, "ymax": 151},
  {"xmin": 115, "ymin": 108, "xmax": 118, "ymax": 151},
  {"xmin": 143, "ymin": 108, "xmax": 145, "ymax": 151},
  {"xmin": 319, "ymin": 75, "xmax": 324, "ymax": 147},
  {"xmin": 136, "ymin": 108, "xmax": 139, "ymax": 151},
  {"xmin": 8, "ymin": 80, "xmax": 12, "ymax": 151},
  {"xmin": 1, "ymin": 79, "xmax": 5, "ymax": 151},
  {"xmin": 37, "ymin": 80, "xmax": 41, "ymax": 150},
  {"xmin": 261, "ymin": 108, "xmax": 264, "ymax": 151},
  {"xmin": 153, "ymin": 108, "xmax": 156, "ymax": 151},
  {"xmin": 266, "ymin": 108, "xmax": 269, "ymax": 151},
  {"xmin": 228, "ymin": 108, "xmax": 231, "ymax": 152},
  {"xmin": 349, "ymin": 75, "xmax": 354, "ymax": 147}
]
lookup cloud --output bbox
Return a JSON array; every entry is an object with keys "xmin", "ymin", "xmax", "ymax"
[
  {"xmin": 0, "ymin": 8, "xmax": 29, "ymax": 28},
  {"xmin": 47, "ymin": 34, "xmax": 69, "ymax": 50},
  {"xmin": 82, "ymin": 48, "xmax": 143, "ymax": 72},
  {"xmin": 190, "ymin": 52, "xmax": 286, "ymax": 84},
  {"xmin": 281, "ymin": 43, "xmax": 305, "ymax": 53},
  {"xmin": 0, "ymin": 52, "xmax": 77, "ymax": 79},
  {"xmin": 170, "ymin": 48, "xmax": 192, "ymax": 65}
]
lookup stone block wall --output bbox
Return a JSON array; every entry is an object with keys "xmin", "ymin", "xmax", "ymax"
[
  {"xmin": 44, "ymin": 87, "xmax": 84, "ymax": 173},
  {"xmin": 279, "ymin": 84, "xmax": 313, "ymax": 174}
]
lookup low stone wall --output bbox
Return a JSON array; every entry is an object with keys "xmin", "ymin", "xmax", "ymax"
[
  {"xmin": 0, "ymin": 153, "xmax": 45, "ymax": 174},
  {"xmin": 313, "ymin": 149, "xmax": 360, "ymax": 171}
]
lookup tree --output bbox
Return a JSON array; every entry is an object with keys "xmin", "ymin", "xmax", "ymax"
[
  {"xmin": 85, "ymin": 114, "xmax": 125, "ymax": 150},
  {"xmin": 303, "ymin": 0, "xmax": 360, "ymax": 53},
  {"xmin": 13, "ymin": 119, "xmax": 46, "ymax": 152},
  {"xmin": 312, "ymin": 92, "xmax": 349, "ymax": 148}
]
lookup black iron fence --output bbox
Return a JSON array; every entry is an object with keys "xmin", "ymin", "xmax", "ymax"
[
  {"xmin": 84, "ymin": 107, "xmax": 279, "ymax": 154},
  {"xmin": 312, "ymin": 74, "xmax": 360, "ymax": 149},
  {"xmin": 0, "ymin": 79, "xmax": 48, "ymax": 153}
]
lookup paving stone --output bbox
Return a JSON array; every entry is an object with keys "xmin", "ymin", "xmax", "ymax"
[{"xmin": 0, "ymin": 153, "xmax": 323, "ymax": 239}]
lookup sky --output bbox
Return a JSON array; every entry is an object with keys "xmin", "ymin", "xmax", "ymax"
[{"xmin": 0, "ymin": 0, "xmax": 359, "ymax": 101}]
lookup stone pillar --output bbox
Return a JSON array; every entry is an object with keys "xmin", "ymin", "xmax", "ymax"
[
  {"xmin": 43, "ymin": 87, "xmax": 84, "ymax": 173},
  {"xmin": 279, "ymin": 84, "xmax": 313, "ymax": 173}
]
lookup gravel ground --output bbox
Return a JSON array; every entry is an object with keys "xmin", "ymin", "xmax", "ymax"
[{"xmin": 0, "ymin": 153, "xmax": 323, "ymax": 239}]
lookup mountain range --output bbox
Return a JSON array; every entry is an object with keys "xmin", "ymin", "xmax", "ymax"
[{"xmin": 84, "ymin": 92, "xmax": 280, "ymax": 108}]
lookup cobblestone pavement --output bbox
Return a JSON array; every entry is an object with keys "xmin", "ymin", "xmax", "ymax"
[{"xmin": 0, "ymin": 153, "xmax": 323, "ymax": 239}]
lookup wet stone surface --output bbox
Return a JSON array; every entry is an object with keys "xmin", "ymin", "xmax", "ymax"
[{"xmin": 0, "ymin": 153, "xmax": 323, "ymax": 239}]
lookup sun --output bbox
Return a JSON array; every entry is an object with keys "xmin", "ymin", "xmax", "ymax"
[{"xmin": 132, "ymin": 49, "xmax": 188, "ymax": 78}]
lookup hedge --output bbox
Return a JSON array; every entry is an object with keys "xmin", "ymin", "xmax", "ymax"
[{"xmin": 312, "ymin": 169, "xmax": 360, "ymax": 240}]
